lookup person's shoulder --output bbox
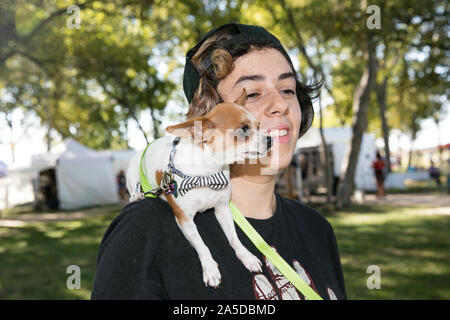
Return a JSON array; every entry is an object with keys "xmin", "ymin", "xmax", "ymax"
[
  {"xmin": 280, "ymin": 195, "xmax": 334, "ymax": 233},
  {"xmin": 114, "ymin": 198, "xmax": 162, "ymax": 224},
  {"xmin": 100, "ymin": 198, "xmax": 170, "ymax": 245}
]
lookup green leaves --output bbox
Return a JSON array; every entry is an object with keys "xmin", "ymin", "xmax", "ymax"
[{"xmin": 0, "ymin": 0, "xmax": 447, "ymax": 153}]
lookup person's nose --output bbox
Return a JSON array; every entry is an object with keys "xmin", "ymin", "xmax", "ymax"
[{"xmin": 265, "ymin": 90, "xmax": 289, "ymax": 116}]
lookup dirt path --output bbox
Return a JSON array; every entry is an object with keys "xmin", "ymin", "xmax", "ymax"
[
  {"xmin": 0, "ymin": 202, "xmax": 126, "ymax": 227},
  {"xmin": 362, "ymin": 193, "xmax": 450, "ymax": 216},
  {"xmin": 363, "ymin": 193, "xmax": 450, "ymax": 207},
  {"xmin": 2, "ymin": 193, "xmax": 449, "ymax": 227}
]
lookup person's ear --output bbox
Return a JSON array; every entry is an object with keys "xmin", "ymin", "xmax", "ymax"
[{"xmin": 233, "ymin": 88, "xmax": 247, "ymax": 106}]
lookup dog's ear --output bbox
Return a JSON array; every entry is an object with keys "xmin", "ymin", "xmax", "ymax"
[
  {"xmin": 165, "ymin": 117, "xmax": 216, "ymax": 143},
  {"xmin": 233, "ymin": 88, "xmax": 247, "ymax": 107}
]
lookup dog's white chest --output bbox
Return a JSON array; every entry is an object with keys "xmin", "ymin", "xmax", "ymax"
[{"xmin": 170, "ymin": 184, "xmax": 231, "ymax": 215}]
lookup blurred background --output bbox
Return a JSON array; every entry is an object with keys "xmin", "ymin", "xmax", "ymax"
[{"xmin": 0, "ymin": 0, "xmax": 448, "ymax": 299}]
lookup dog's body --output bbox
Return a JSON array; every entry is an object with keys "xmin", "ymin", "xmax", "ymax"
[
  {"xmin": 127, "ymin": 135, "xmax": 233, "ymax": 214},
  {"xmin": 126, "ymin": 91, "xmax": 272, "ymax": 287}
]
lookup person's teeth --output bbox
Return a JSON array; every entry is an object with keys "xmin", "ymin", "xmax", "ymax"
[{"xmin": 269, "ymin": 129, "xmax": 288, "ymax": 137}]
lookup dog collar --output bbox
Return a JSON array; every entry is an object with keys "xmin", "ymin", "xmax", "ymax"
[
  {"xmin": 168, "ymin": 137, "xmax": 189, "ymax": 179},
  {"xmin": 168, "ymin": 137, "xmax": 229, "ymax": 196}
]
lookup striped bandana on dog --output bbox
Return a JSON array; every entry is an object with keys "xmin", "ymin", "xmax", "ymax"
[
  {"xmin": 177, "ymin": 171, "xmax": 228, "ymax": 196},
  {"xmin": 168, "ymin": 137, "xmax": 228, "ymax": 196}
]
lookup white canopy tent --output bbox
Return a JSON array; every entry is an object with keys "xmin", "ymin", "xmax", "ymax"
[
  {"xmin": 296, "ymin": 127, "xmax": 377, "ymax": 191},
  {"xmin": 55, "ymin": 140, "xmax": 119, "ymax": 210},
  {"xmin": 0, "ymin": 138, "xmax": 134, "ymax": 210}
]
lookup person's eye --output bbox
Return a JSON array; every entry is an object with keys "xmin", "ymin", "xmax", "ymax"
[
  {"xmin": 281, "ymin": 89, "xmax": 296, "ymax": 95},
  {"xmin": 246, "ymin": 92, "xmax": 259, "ymax": 99}
]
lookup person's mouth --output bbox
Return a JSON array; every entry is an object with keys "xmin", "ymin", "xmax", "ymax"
[{"xmin": 264, "ymin": 125, "xmax": 291, "ymax": 144}]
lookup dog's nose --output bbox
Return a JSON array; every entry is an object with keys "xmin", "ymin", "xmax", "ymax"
[{"xmin": 266, "ymin": 135, "xmax": 273, "ymax": 150}]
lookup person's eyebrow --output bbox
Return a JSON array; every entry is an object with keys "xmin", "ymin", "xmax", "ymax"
[
  {"xmin": 233, "ymin": 72, "xmax": 296, "ymax": 88},
  {"xmin": 278, "ymin": 72, "xmax": 296, "ymax": 81},
  {"xmin": 233, "ymin": 74, "xmax": 264, "ymax": 88}
]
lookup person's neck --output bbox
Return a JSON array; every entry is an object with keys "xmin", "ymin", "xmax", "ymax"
[{"xmin": 230, "ymin": 164, "xmax": 277, "ymax": 220}]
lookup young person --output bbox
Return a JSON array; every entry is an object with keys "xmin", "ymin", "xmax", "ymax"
[
  {"xmin": 373, "ymin": 151, "xmax": 386, "ymax": 198},
  {"xmin": 91, "ymin": 23, "xmax": 346, "ymax": 300}
]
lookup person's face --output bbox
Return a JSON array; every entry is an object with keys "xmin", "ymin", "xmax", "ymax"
[{"xmin": 217, "ymin": 47, "xmax": 301, "ymax": 174}]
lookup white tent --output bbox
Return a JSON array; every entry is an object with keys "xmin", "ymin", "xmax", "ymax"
[
  {"xmin": 0, "ymin": 138, "xmax": 134, "ymax": 210},
  {"xmin": 296, "ymin": 127, "xmax": 377, "ymax": 191},
  {"xmin": 98, "ymin": 149, "xmax": 137, "ymax": 175},
  {"xmin": 55, "ymin": 140, "xmax": 119, "ymax": 210}
]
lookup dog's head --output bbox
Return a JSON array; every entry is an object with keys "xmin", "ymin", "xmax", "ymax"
[{"xmin": 165, "ymin": 89, "xmax": 272, "ymax": 165}]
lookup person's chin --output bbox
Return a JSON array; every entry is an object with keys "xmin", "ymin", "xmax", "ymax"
[{"xmin": 257, "ymin": 155, "xmax": 291, "ymax": 175}]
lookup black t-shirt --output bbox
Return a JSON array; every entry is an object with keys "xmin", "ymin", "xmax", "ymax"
[{"xmin": 91, "ymin": 192, "xmax": 346, "ymax": 300}]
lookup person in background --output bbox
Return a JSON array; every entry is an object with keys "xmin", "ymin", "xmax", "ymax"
[
  {"xmin": 117, "ymin": 170, "xmax": 128, "ymax": 200},
  {"xmin": 372, "ymin": 151, "xmax": 386, "ymax": 198},
  {"xmin": 428, "ymin": 161, "xmax": 441, "ymax": 186},
  {"xmin": 445, "ymin": 158, "xmax": 450, "ymax": 194}
]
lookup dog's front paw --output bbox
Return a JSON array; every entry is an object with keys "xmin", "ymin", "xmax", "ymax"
[
  {"xmin": 129, "ymin": 192, "xmax": 145, "ymax": 202},
  {"xmin": 202, "ymin": 261, "xmax": 221, "ymax": 288},
  {"xmin": 237, "ymin": 248, "xmax": 262, "ymax": 273}
]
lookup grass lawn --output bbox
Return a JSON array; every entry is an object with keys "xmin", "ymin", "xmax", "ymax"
[
  {"xmin": 0, "ymin": 201, "xmax": 449, "ymax": 299},
  {"xmin": 0, "ymin": 205, "xmax": 121, "ymax": 300},
  {"xmin": 311, "ymin": 202, "xmax": 450, "ymax": 299}
]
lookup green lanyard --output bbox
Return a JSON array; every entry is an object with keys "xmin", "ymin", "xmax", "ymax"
[
  {"xmin": 139, "ymin": 142, "xmax": 322, "ymax": 300},
  {"xmin": 230, "ymin": 201, "xmax": 323, "ymax": 300},
  {"xmin": 140, "ymin": 141, "xmax": 157, "ymax": 199}
]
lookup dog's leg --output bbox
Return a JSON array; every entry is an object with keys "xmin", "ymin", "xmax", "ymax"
[
  {"xmin": 166, "ymin": 192, "xmax": 221, "ymax": 288},
  {"xmin": 214, "ymin": 204, "xmax": 262, "ymax": 273},
  {"xmin": 126, "ymin": 153, "xmax": 145, "ymax": 202},
  {"xmin": 129, "ymin": 182, "xmax": 145, "ymax": 202},
  {"xmin": 177, "ymin": 218, "xmax": 222, "ymax": 288}
]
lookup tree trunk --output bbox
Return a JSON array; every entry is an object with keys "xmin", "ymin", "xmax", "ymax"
[
  {"xmin": 375, "ymin": 76, "xmax": 391, "ymax": 172},
  {"xmin": 10, "ymin": 143, "xmax": 15, "ymax": 163},
  {"xmin": 407, "ymin": 129, "xmax": 417, "ymax": 169},
  {"xmin": 432, "ymin": 116, "xmax": 443, "ymax": 165},
  {"xmin": 6, "ymin": 115, "xmax": 16, "ymax": 163},
  {"xmin": 150, "ymin": 108, "xmax": 161, "ymax": 140},
  {"xmin": 336, "ymin": 34, "xmax": 378, "ymax": 208},
  {"xmin": 124, "ymin": 119, "xmax": 130, "ymax": 148},
  {"xmin": 130, "ymin": 110, "xmax": 149, "ymax": 144},
  {"xmin": 45, "ymin": 94, "xmax": 53, "ymax": 153},
  {"xmin": 318, "ymin": 96, "xmax": 334, "ymax": 202}
]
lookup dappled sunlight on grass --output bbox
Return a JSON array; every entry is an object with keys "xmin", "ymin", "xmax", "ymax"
[
  {"xmin": 323, "ymin": 204, "xmax": 450, "ymax": 299},
  {"xmin": 0, "ymin": 211, "xmax": 118, "ymax": 299}
]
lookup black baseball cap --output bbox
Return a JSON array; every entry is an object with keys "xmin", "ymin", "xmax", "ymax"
[{"xmin": 183, "ymin": 23, "xmax": 314, "ymax": 138}]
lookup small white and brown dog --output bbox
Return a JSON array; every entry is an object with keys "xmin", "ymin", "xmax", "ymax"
[{"xmin": 126, "ymin": 89, "xmax": 273, "ymax": 288}]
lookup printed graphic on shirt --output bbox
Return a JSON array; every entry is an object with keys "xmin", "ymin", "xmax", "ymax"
[
  {"xmin": 252, "ymin": 274, "xmax": 280, "ymax": 300},
  {"xmin": 292, "ymin": 259, "xmax": 319, "ymax": 299},
  {"xmin": 252, "ymin": 245, "xmax": 338, "ymax": 300},
  {"xmin": 262, "ymin": 248, "xmax": 302, "ymax": 300},
  {"xmin": 327, "ymin": 287, "xmax": 338, "ymax": 300}
]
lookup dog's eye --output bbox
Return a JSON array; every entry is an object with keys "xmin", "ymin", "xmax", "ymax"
[{"xmin": 236, "ymin": 125, "xmax": 250, "ymax": 138}]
